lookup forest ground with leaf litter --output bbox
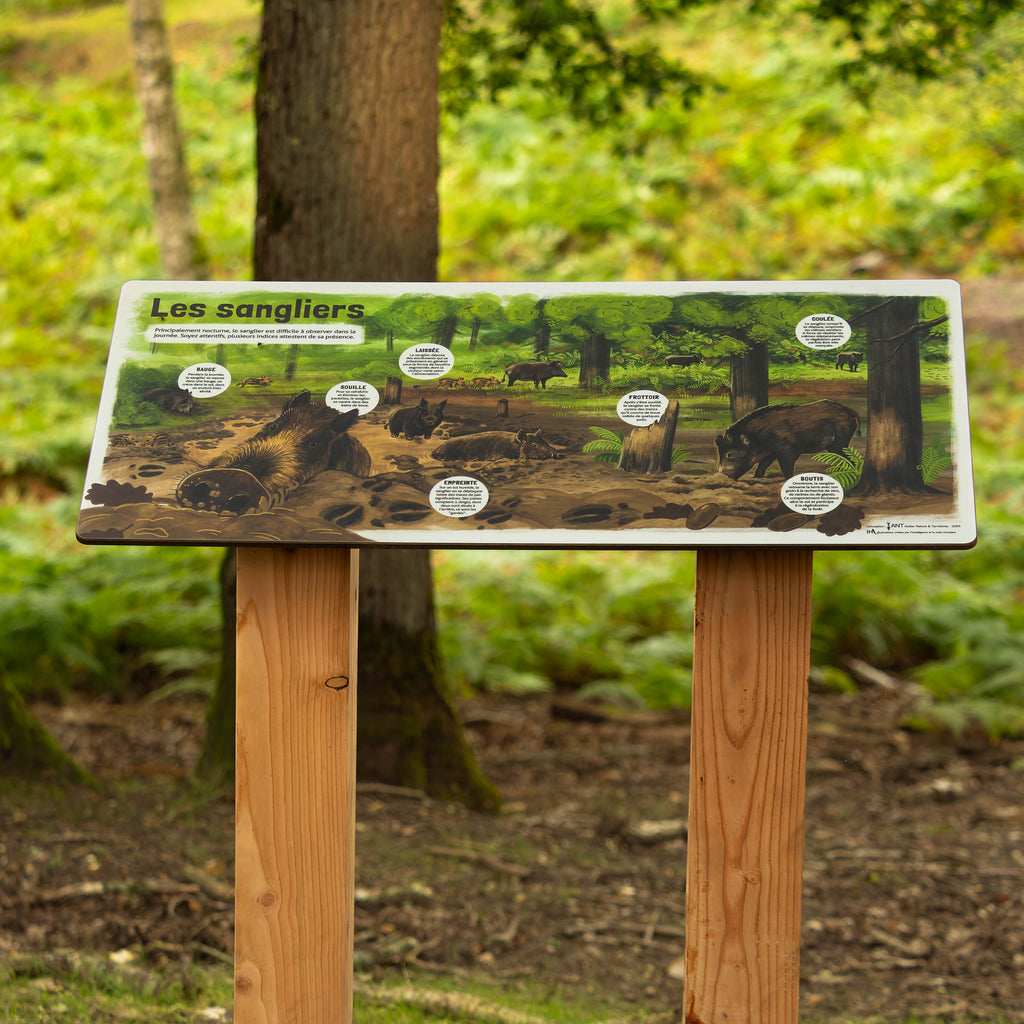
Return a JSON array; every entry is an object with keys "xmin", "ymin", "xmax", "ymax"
[{"xmin": 2, "ymin": 682, "xmax": 1023, "ymax": 1023}]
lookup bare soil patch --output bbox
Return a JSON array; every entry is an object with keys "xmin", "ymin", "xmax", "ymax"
[{"xmin": 3, "ymin": 689, "xmax": 1023, "ymax": 1021}]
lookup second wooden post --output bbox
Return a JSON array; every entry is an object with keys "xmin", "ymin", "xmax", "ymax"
[
  {"xmin": 234, "ymin": 547, "xmax": 359, "ymax": 1024},
  {"xmin": 684, "ymin": 548, "xmax": 812, "ymax": 1024}
]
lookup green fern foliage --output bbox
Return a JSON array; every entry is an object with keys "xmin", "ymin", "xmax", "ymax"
[
  {"xmin": 813, "ymin": 446, "xmax": 864, "ymax": 489},
  {"xmin": 583, "ymin": 426, "xmax": 624, "ymax": 464},
  {"xmin": 919, "ymin": 437, "xmax": 953, "ymax": 484}
]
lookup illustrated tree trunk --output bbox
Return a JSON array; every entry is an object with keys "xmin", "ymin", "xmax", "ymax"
[
  {"xmin": 853, "ymin": 297, "xmax": 936, "ymax": 496},
  {"xmin": 383, "ymin": 376, "xmax": 403, "ymax": 405},
  {"xmin": 534, "ymin": 318, "xmax": 551, "ymax": 357},
  {"xmin": 618, "ymin": 400, "xmax": 679, "ymax": 474},
  {"xmin": 128, "ymin": 0, "xmax": 207, "ymax": 280},
  {"xmin": 254, "ymin": 0, "xmax": 498, "ymax": 810},
  {"xmin": 436, "ymin": 313, "xmax": 458, "ymax": 349},
  {"xmin": 729, "ymin": 341, "xmax": 769, "ymax": 420},
  {"xmin": 579, "ymin": 329, "xmax": 611, "ymax": 387}
]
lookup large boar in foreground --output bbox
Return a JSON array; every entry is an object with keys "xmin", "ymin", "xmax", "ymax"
[
  {"xmin": 714, "ymin": 400, "xmax": 860, "ymax": 480},
  {"xmin": 176, "ymin": 390, "xmax": 371, "ymax": 514},
  {"xmin": 502, "ymin": 360, "xmax": 567, "ymax": 389},
  {"xmin": 432, "ymin": 429, "xmax": 561, "ymax": 462}
]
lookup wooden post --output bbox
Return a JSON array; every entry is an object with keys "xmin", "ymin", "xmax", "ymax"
[
  {"xmin": 234, "ymin": 547, "xmax": 359, "ymax": 1024},
  {"xmin": 684, "ymin": 548, "xmax": 812, "ymax": 1024}
]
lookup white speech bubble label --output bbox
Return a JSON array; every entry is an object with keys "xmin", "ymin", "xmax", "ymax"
[
  {"xmin": 780, "ymin": 472, "xmax": 845, "ymax": 516},
  {"xmin": 399, "ymin": 343, "xmax": 455, "ymax": 380},
  {"xmin": 617, "ymin": 389, "xmax": 669, "ymax": 427},
  {"xmin": 429, "ymin": 476, "xmax": 489, "ymax": 518},
  {"xmin": 795, "ymin": 314, "xmax": 852, "ymax": 351},
  {"xmin": 178, "ymin": 362, "xmax": 231, "ymax": 397},
  {"xmin": 326, "ymin": 380, "xmax": 380, "ymax": 415}
]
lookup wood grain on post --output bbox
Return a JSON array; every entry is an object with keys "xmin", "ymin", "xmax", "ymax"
[
  {"xmin": 684, "ymin": 548, "xmax": 812, "ymax": 1024},
  {"xmin": 234, "ymin": 547, "xmax": 359, "ymax": 1024}
]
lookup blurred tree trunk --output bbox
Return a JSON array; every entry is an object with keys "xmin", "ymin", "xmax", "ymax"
[
  {"xmin": 0, "ymin": 670, "xmax": 91, "ymax": 781},
  {"xmin": 252, "ymin": 0, "xmax": 498, "ymax": 810},
  {"xmin": 195, "ymin": 548, "xmax": 237, "ymax": 785},
  {"xmin": 129, "ymin": 0, "xmax": 207, "ymax": 279}
]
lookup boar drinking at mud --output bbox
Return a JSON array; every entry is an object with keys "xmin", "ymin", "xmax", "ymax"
[
  {"xmin": 386, "ymin": 398, "xmax": 447, "ymax": 440},
  {"xmin": 176, "ymin": 390, "xmax": 371, "ymax": 514},
  {"xmin": 714, "ymin": 400, "xmax": 861, "ymax": 480},
  {"xmin": 502, "ymin": 360, "xmax": 568, "ymax": 389},
  {"xmin": 432, "ymin": 429, "xmax": 562, "ymax": 462}
]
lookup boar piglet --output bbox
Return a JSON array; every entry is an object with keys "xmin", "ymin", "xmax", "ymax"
[
  {"xmin": 176, "ymin": 390, "xmax": 371, "ymax": 514},
  {"xmin": 432, "ymin": 428, "xmax": 561, "ymax": 462},
  {"xmin": 386, "ymin": 398, "xmax": 447, "ymax": 440},
  {"xmin": 715, "ymin": 400, "xmax": 860, "ymax": 480}
]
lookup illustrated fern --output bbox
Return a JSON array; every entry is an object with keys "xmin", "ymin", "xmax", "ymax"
[
  {"xmin": 813, "ymin": 446, "xmax": 863, "ymax": 490},
  {"xmin": 919, "ymin": 437, "xmax": 953, "ymax": 484},
  {"xmin": 583, "ymin": 425, "xmax": 624, "ymax": 464}
]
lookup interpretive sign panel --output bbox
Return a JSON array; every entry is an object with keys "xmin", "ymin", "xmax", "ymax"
[{"xmin": 77, "ymin": 280, "xmax": 975, "ymax": 549}]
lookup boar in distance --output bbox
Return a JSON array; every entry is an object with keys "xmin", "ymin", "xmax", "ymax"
[{"xmin": 502, "ymin": 360, "xmax": 568, "ymax": 389}]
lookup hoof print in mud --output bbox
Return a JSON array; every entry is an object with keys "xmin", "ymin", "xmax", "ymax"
[
  {"xmin": 686, "ymin": 502, "xmax": 721, "ymax": 530},
  {"xmin": 473, "ymin": 508, "xmax": 513, "ymax": 525},
  {"xmin": 562, "ymin": 503, "xmax": 613, "ymax": 526},
  {"xmin": 751, "ymin": 502, "xmax": 788, "ymax": 527},
  {"xmin": 817, "ymin": 503, "xmax": 865, "ymax": 536},
  {"xmin": 80, "ymin": 526, "xmax": 126, "ymax": 540},
  {"xmin": 322, "ymin": 503, "xmax": 365, "ymax": 529},
  {"xmin": 85, "ymin": 480, "xmax": 153, "ymax": 506},
  {"xmin": 136, "ymin": 463, "xmax": 168, "ymax": 478},
  {"xmin": 363, "ymin": 477, "xmax": 394, "ymax": 493},
  {"xmin": 177, "ymin": 468, "xmax": 271, "ymax": 515},
  {"xmin": 643, "ymin": 502, "xmax": 694, "ymax": 521},
  {"xmin": 387, "ymin": 500, "xmax": 432, "ymax": 523},
  {"xmin": 767, "ymin": 512, "xmax": 812, "ymax": 532}
]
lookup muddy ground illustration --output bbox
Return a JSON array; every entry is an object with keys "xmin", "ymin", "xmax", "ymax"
[{"xmin": 77, "ymin": 379, "xmax": 959, "ymax": 547}]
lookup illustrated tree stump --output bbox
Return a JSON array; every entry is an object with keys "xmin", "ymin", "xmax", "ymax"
[
  {"xmin": 495, "ymin": 398, "xmax": 509, "ymax": 418},
  {"xmin": 618, "ymin": 400, "xmax": 679, "ymax": 473},
  {"xmin": 383, "ymin": 375, "xmax": 402, "ymax": 405}
]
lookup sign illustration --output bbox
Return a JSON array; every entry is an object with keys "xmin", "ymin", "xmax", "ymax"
[{"xmin": 77, "ymin": 280, "xmax": 975, "ymax": 549}]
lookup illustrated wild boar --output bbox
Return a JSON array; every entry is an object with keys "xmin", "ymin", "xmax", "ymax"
[
  {"xmin": 176, "ymin": 390, "xmax": 371, "ymax": 514},
  {"xmin": 835, "ymin": 350, "xmax": 863, "ymax": 372},
  {"xmin": 664, "ymin": 354, "xmax": 701, "ymax": 368},
  {"xmin": 431, "ymin": 429, "xmax": 561, "ymax": 462},
  {"xmin": 386, "ymin": 398, "xmax": 447, "ymax": 440},
  {"xmin": 714, "ymin": 400, "xmax": 861, "ymax": 480},
  {"xmin": 502, "ymin": 360, "xmax": 568, "ymax": 389},
  {"xmin": 142, "ymin": 386, "xmax": 196, "ymax": 415}
]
